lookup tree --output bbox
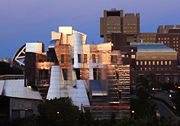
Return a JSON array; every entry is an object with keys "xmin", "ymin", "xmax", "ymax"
[{"xmin": 38, "ymin": 97, "xmax": 82, "ymax": 126}]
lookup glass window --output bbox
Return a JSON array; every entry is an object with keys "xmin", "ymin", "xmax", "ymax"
[
  {"xmin": 161, "ymin": 61, "xmax": 163, "ymax": 65},
  {"xmin": 61, "ymin": 54, "xmax": 64, "ymax": 63},
  {"xmin": 153, "ymin": 61, "xmax": 155, "ymax": 65},
  {"xmin": 169, "ymin": 61, "xmax": 171, "ymax": 65},
  {"xmin": 140, "ymin": 61, "xmax": 143, "ymax": 65},
  {"xmin": 78, "ymin": 54, "xmax": 81, "ymax": 63},
  {"xmin": 149, "ymin": 61, "xmax": 151, "ymax": 65},
  {"xmin": 165, "ymin": 61, "xmax": 167, "ymax": 65},
  {"xmin": 131, "ymin": 55, "xmax": 135, "ymax": 59},
  {"xmin": 136, "ymin": 61, "xmax": 139, "ymax": 65},
  {"xmin": 157, "ymin": 61, "xmax": 159, "ymax": 65},
  {"xmin": 92, "ymin": 54, "xmax": 96, "ymax": 63},
  {"xmin": 144, "ymin": 61, "xmax": 147, "ymax": 65},
  {"xmin": 84, "ymin": 54, "xmax": 87, "ymax": 63},
  {"xmin": 111, "ymin": 55, "xmax": 117, "ymax": 64},
  {"xmin": 121, "ymin": 54, "xmax": 125, "ymax": 58}
]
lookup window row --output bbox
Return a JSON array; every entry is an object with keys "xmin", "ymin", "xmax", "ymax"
[
  {"xmin": 138, "ymin": 67, "xmax": 172, "ymax": 71},
  {"xmin": 158, "ymin": 37, "xmax": 179, "ymax": 41},
  {"xmin": 136, "ymin": 60, "xmax": 172, "ymax": 66},
  {"xmin": 60, "ymin": 54, "xmax": 120, "ymax": 64}
]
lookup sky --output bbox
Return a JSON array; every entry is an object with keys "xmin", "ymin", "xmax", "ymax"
[{"xmin": 0, "ymin": 0, "xmax": 180, "ymax": 59}]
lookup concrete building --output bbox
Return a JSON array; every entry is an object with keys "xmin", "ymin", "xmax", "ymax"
[
  {"xmin": 0, "ymin": 79, "xmax": 42, "ymax": 119},
  {"xmin": 100, "ymin": 8, "xmax": 140, "ymax": 43},
  {"xmin": 130, "ymin": 43, "xmax": 180, "ymax": 84}
]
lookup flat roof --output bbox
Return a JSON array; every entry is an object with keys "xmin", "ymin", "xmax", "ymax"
[{"xmin": 130, "ymin": 43, "xmax": 176, "ymax": 52}]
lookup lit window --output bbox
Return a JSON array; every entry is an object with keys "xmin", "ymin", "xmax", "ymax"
[
  {"xmin": 153, "ymin": 61, "xmax": 155, "ymax": 65},
  {"xmin": 145, "ymin": 68, "xmax": 147, "ymax": 71},
  {"xmin": 136, "ymin": 61, "xmax": 139, "ymax": 65},
  {"xmin": 149, "ymin": 68, "xmax": 151, "ymax": 71},
  {"xmin": 131, "ymin": 49, "xmax": 134, "ymax": 52},
  {"xmin": 121, "ymin": 55, "xmax": 125, "ymax": 58},
  {"xmin": 131, "ymin": 55, "xmax": 135, "ymax": 59},
  {"xmin": 144, "ymin": 61, "xmax": 147, "ymax": 65},
  {"xmin": 165, "ymin": 61, "xmax": 167, "ymax": 65},
  {"xmin": 140, "ymin": 61, "xmax": 143, "ymax": 65},
  {"xmin": 157, "ymin": 61, "xmax": 159, "ymax": 65},
  {"xmin": 149, "ymin": 61, "xmax": 151, "ymax": 65},
  {"xmin": 161, "ymin": 61, "xmax": 163, "ymax": 65},
  {"xmin": 126, "ymin": 55, "xmax": 129, "ymax": 58},
  {"xmin": 169, "ymin": 61, "xmax": 171, "ymax": 65}
]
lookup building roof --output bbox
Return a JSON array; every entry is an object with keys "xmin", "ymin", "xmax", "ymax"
[
  {"xmin": 130, "ymin": 43, "xmax": 176, "ymax": 52},
  {"xmin": 0, "ymin": 79, "xmax": 42, "ymax": 100}
]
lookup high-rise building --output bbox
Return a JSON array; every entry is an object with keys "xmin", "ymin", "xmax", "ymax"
[{"xmin": 100, "ymin": 8, "xmax": 140, "ymax": 43}]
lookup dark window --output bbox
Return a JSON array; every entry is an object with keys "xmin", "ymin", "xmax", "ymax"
[
  {"xmin": 12, "ymin": 110, "xmax": 20, "ymax": 119},
  {"xmin": 25, "ymin": 109, "xmax": 33, "ymax": 117},
  {"xmin": 62, "ymin": 69, "xmax": 68, "ymax": 80},
  {"xmin": 78, "ymin": 54, "xmax": 81, "ymax": 63},
  {"xmin": 74, "ymin": 69, "xmax": 80, "ymax": 80},
  {"xmin": 111, "ymin": 55, "xmax": 117, "ymax": 64},
  {"xmin": 72, "ymin": 58, "xmax": 74, "ymax": 64},
  {"xmin": 84, "ymin": 54, "xmax": 87, "ymax": 63},
  {"xmin": 61, "ymin": 54, "xmax": 64, "ymax": 63},
  {"xmin": 93, "ymin": 68, "xmax": 100, "ymax": 80},
  {"xmin": 92, "ymin": 54, "xmax": 96, "ymax": 63}
]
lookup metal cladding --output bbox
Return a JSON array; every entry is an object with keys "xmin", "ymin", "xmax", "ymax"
[
  {"xmin": 19, "ymin": 26, "xmax": 131, "ymax": 118},
  {"xmin": 26, "ymin": 43, "xmax": 43, "ymax": 54},
  {"xmin": 46, "ymin": 66, "xmax": 64, "ymax": 100},
  {"xmin": 0, "ymin": 80, "xmax": 42, "ymax": 100},
  {"xmin": 74, "ymin": 32, "xmax": 83, "ymax": 68}
]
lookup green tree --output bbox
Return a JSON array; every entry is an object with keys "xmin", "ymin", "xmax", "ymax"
[{"xmin": 38, "ymin": 97, "xmax": 81, "ymax": 126}]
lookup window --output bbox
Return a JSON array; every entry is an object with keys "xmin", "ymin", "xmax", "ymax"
[
  {"xmin": 25, "ymin": 110, "xmax": 33, "ymax": 117},
  {"xmin": 93, "ymin": 68, "xmax": 100, "ymax": 80},
  {"xmin": 131, "ymin": 55, "xmax": 135, "ymax": 59},
  {"xmin": 149, "ymin": 61, "xmax": 151, "ymax": 65},
  {"xmin": 153, "ymin": 61, "xmax": 155, "ymax": 65},
  {"xmin": 111, "ymin": 55, "xmax": 117, "ymax": 64},
  {"xmin": 169, "ymin": 61, "xmax": 172, "ymax": 65},
  {"xmin": 78, "ymin": 54, "xmax": 81, "ymax": 63},
  {"xmin": 140, "ymin": 61, "xmax": 143, "ymax": 65},
  {"xmin": 165, "ymin": 77, "xmax": 170, "ymax": 83},
  {"xmin": 92, "ymin": 54, "xmax": 96, "ymax": 63},
  {"xmin": 126, "ymin": 55, "xmax": 129, "ymax": 58},
  {"xmin": 161, "ymin": 61, "xmax": 163, "ymax": 65},
  {"xmin": 136, "ymin": 61, "xmax": 139, "ymax": 65},
  {"xmin": 62, "ymin": 69, "xmax": 68, "ymax": 80},
  {"xmin": 12, "ymin": 110, "xmax": 20, "ymax": 119},
  {"xmin": 144, "ymin": 61, "xmax": 147, "ymax": 65},
  {"xmin": 83, "ymin": 54, "xmax": 87, "ymax": 63},
  {"xmin": 121, "ymin": 54, "xmax": 125, "ymax": 58},
  {"xmin": 157, "ymin": 61, "xmax": 159, "ymax": 65},
  {"xmin": 131, "ymin": 49, "xmax": 134, "ymax": 52},
  {"xmin": 61, "ymin": 54, "xmax": 64, "ymax": 63},
  {"xmin": 165, "ymin": 61, "xmax": 167, "ymax": 65}
]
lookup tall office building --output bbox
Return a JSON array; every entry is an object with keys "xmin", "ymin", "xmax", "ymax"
[{"xmin": 100, "ymin": 8, "xmax": 140, "ymax": 43}]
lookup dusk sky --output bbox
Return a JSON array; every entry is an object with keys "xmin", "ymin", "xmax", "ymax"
[{"xmin": 0, "ymin": 0, "xmax": 180, "ymax": 59}]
